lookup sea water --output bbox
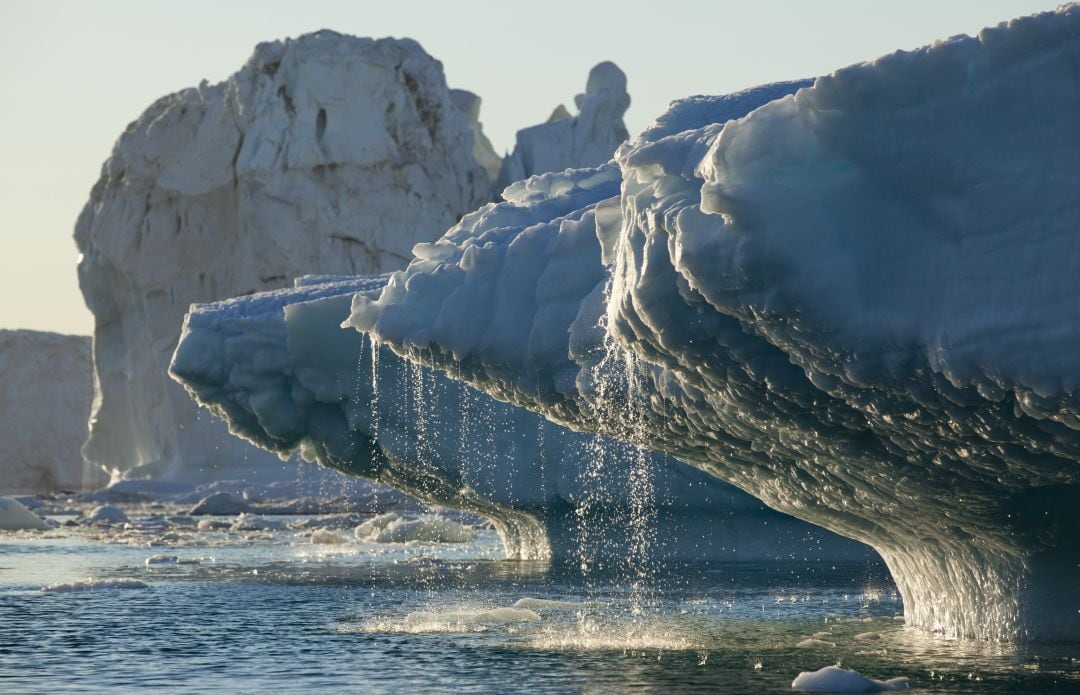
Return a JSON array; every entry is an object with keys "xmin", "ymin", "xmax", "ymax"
[{"xmin": 1, "ymin": 512, "xmax": 1077, "ymax": 693}]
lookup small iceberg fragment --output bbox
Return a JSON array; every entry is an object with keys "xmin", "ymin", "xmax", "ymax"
[
  {"xmin": 404, "ymin": 607, "xmax": 541, "ymax": 630},
  {"xmin": 145, "ymin": 554, "xmax": 179, "ymax": 565},
  {"xmin": 0, "ymin": 497, "xmax": 49, "ymax": 531},
  {"xmin": 512, "ymin": 597, "xmax": 587, "ymax": 610},
  {"xmin": 85, "ymin": 505, "xmax": 128, "ymax": 526},
  {"xmin": 41, "ymin": 578, "xmax": 149, "ymax": 593},
  {"xmin": 791, "ymin": 665, "xmax": 911, "ymax": 692},
  {"xmin": 796, "ymin": 638, "xmax": 837, "ymax": 649},
  {"xmin": 189, "ymin": 492, "xmax": 251, "ymax": 516},
  {"xmin": 354, "ymin": 512, "xmax": 477, "ymax": 544},
  {"xmin": 310, "ymin": 529, "xmax": 350, "ymax": 544}
]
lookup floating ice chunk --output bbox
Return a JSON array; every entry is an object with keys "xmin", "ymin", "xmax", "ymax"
[
  {"xmin": 41, "ymin": 578, "xmax": 149, "ymax": 593},
  {"xmin": 796, "ymin": 638, "xmax": 837, "ymax": 649},
  {"xmin": 310, "ymin": 529, "xmax": 350, "ymax": 544},
  {"xmin": 229, "ymin": 513, "xmax": 283, "ymax": 531},
  {"xmin": 791, "ymin": 666, "xmax": 911, "ymax": 692},
  {"xmin": 404, "ymin": 607, "xmax": 541, "ymax": 630},
  {"xmin": 855, "ymin": 632, "xmax": 882, "ymax": 641},
  {"xmin": 0, "ymin": 497, "xmax": 49, "ymax": 531},
  {"xmin": 512, "ymin": 597, "xmax": 587, "ymax": 610},
  {"xmin": 354, "ymin": 513, "xmax": 477, "ymax": 544},
  {"xmin": 145, "ymin": 554, "xmax": 180, "ymax": 565},
  {"xmin": 86, "ymin": 505, "xmax": 128, "ymax": 525},
  {"xmin": 196, "ymin": 518, "xmax": 229, "ymax": 531},
  {"xmin": 189, "ymin": 492, "xmax": 251, "ymax": 516},
  {"xmin": 812, "ymin": 631, "xmax": 833, "ymax": 639}
]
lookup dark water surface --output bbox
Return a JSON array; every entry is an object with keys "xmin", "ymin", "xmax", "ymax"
[{"xmin": 0, "ymin": 520, "xmax": 1076, "ymax": 693}]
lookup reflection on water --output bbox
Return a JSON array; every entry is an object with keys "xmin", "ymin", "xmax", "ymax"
[{"xmin": 0, "ymin": 518, "xmax": 1076, "ymax": 693}]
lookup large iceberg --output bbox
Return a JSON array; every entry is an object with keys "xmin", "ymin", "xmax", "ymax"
[
  {"xmin": 346, "ymin": 7, "xmax": 1080, "ymax": 641},
  {"xmin": 74, "ymin": 32, "xmax": 492, "ymax": 482},
  {"xmin": 0, "ymin": 330, "xmax": 101, "ymax": 494},
  {"xmin": 171, "ymin": 272, "xmax": 871, "ymax": 562}
]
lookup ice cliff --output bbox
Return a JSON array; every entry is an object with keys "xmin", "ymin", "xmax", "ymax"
[
  {"xmin": 0, "ymin": 330, "xmax": 100, "ymax": 493},
  {"xmin": 171, "ymin": 273, "xmax": 870, "ymax": 562},
  {"xmin": 74, "ymin": 32, "xmax": 493, "ymax": 482},
  {"xmin": 347, "ymin": 7, "xmax": 1080, "ymax": 641}
]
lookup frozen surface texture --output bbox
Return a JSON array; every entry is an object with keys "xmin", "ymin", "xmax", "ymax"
[
  {"xmin": 171, "ymin": 273, "xmax": 871, "ymax": 562},
  {"xmin": 0, "ymin": 330, "xmax": 99, "ymax": 494},
  {"xmin": 75, "ymin": 32, "xmax": 492, "ymax": 483},
  {"xmin": 495, "ymin": 62, "xmax": 631, "ymax": 192},
  {"xmin": 350, "ymin": 7, "xmax": 1080, "ymax": 640}
]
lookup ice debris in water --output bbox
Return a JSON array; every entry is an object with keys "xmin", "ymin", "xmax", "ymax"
[
  {"xmin": 796, "ymin": 638, "xmax": 837, "ymax": 649},
  {"xmin": 0, "ymin": 497, "xmax": 50, "ymax": 531},
  {"xmin": 512, "ymin": 598, "xmax": 588, "ymax": 610},
  {"xmin": 791, "ymin": 666, "xmax": 911, "ymax": 692},
  {"xmin": 403, "ymin": 607, "xmax": 541, "ymax": 630},
  {"xmin": 309, "ymin": 529, "xmax": 350, "ymax": 544},
  {"xmin": 85, "ymin": 505, "xmax": 128, "ymax": 526},
  {"xmin": 354, "ymin": 512, "xmax": 477, "ymax": 544},
  {"xmin": 145, "ymin": 555, "xmax": 179, "ymax": 565},
  {"xmin": 41, "ymin": 578, "xmax": 149, "ymax": 593}
]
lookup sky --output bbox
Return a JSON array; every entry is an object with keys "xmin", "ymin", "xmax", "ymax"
[{"xmin": 0, "ymin": 0, "xmax": 1060, "ymax": 335}]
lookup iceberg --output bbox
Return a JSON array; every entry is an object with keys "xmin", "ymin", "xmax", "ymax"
[
  {"xmin": 171, "ymin": 271, "xmax": 871, "ymax": 562},
  {"xmin": 344, "ymin": 6, "xmax": 1080, "ymax": 640},
  {"xmin": 495, "ymin": 61, "xmax": 632, "ymax": 191},
  {"xmin": 0, "ymin": 330, "xmax": 99, "ymax": 494},
  {"xmin": 75, "ymin": 31, "xmax": 493, "ymax": 484}
]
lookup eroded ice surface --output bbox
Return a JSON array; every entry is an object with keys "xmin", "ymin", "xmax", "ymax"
[
  {"xmin": 348, "ymin": 6, "xmax": 1080, "ymax": 640},
  {"xmin": 75, "ymin": 31, "xmax": 492, "ymax": 484},
  {"xmin": 171, "ymin": 271, "xmax": 870, "ymax": 563}
]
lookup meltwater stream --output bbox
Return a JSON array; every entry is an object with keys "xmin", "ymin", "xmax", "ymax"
[{"xmin": 2, "ymin": 509, "xmax": 1077, "ymax": 693}]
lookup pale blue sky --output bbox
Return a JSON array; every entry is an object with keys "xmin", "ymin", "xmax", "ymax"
[{"xmin": 0, "ymin": 0, "xmax": 1059, "ymax": 334}]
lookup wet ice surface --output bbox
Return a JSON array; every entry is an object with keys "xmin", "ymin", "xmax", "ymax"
[{"xmin": 1, "ymin": 510, "xmax": 1077, "ymax": 693}]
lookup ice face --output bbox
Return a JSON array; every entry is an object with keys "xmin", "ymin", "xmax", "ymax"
[
  {"xmin": 350, "ymin": 6, "xmax": 1080, "ymax": 641},
  {"xmin": 75, "ymin": 32, "xmax": 492, "ymax": 484},
  {"xmin": 0, "ymin": 330, "xmax": 100, "ymax": 494},
  {"xmin": 171, "ymin": 273, "xmax": 872, "ymax": 563}
]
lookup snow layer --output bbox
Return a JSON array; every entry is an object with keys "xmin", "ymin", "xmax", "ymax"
[
  {"xmin": 495, "ymin": 62, "xmax": 631, "ymax": 192},
  {"xmin": 171, "ymin": 272, "xmax": 871, "ymax": 562},
  {"xmin": 349, "ymin": 6, "xmax": 1080, "ymax": 641},
  {"xmin": 0, "ymin": 330, "xmax": 99, "ymax": 494},
  {"xmin": 75, "ymin": 31, "xmax": 492, "ymax": 484}
]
